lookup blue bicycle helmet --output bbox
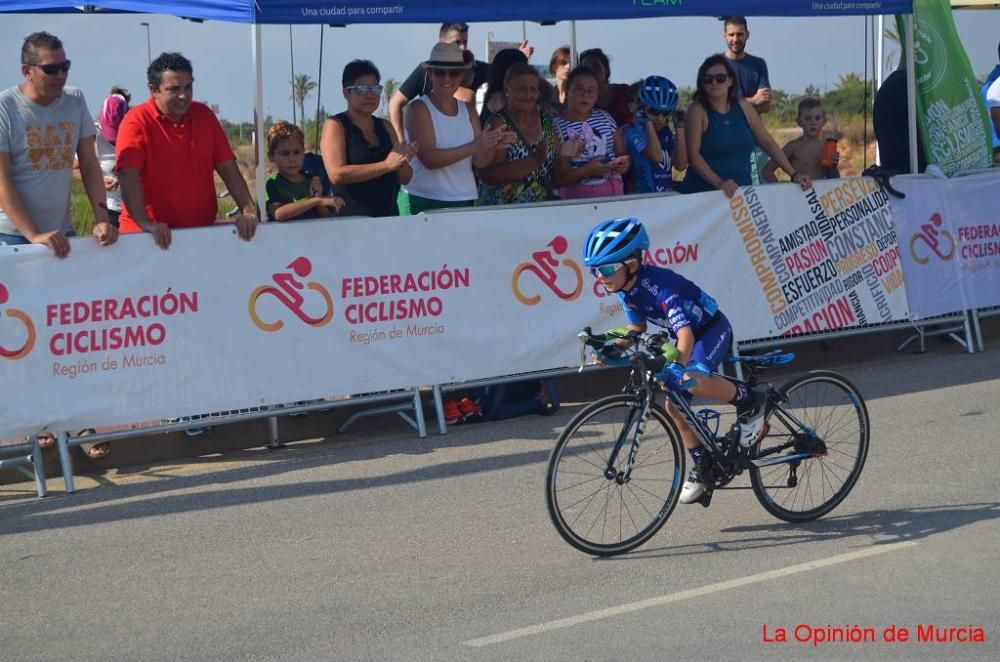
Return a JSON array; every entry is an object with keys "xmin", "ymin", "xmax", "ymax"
[
  {"xmin": 583, "ymin": 217, "xmax": 650, "ymax": 267},
  {"xmin": 639, "ymin": 75, "xmax": 678, "ymax": 113}
]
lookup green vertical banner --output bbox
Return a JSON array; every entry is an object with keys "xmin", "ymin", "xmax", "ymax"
[{"xmin": 896, "ymin": 1, "xmax": 993, "ymax": 176}]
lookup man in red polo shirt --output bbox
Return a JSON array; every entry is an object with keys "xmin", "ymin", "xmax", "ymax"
[{"xmin": 116, "ymin": 52, "xmax": 257, "ymax": 249}]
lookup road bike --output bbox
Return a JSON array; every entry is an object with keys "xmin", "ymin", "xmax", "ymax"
[{"xmin": 544, "ymin": 328, "xmax": 870, "ymax": 556}]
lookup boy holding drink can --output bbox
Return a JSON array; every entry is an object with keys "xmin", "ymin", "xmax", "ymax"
[{"xmin": 762, "ymin": 98, "xmax": 840, "ymax": 183}]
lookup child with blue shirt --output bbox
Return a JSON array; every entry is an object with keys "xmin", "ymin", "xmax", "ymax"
[{"xmin": 621, "ymin": 76, "xmax": 687, "ymax": 193}]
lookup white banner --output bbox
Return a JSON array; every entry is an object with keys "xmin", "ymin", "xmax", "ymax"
[
  {"xmin": 703, "ymin": 178, "xmax": 909, "ymax": 339},
  {"xmin": 1, "ymin": 180, "xmax": 910, "ymax": 439},
  {"xmin": 890, "ymin": 170, "xmax": 1000, "ymax": 319}
]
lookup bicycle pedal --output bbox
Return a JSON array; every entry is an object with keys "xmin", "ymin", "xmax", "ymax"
[{"xmin": 697, "ymin": 490, "xmax": 713, "ymax": 508}]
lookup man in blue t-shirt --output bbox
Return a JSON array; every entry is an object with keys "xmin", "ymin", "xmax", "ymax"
[{"xmin": 721, "ymin": 16, "xmax": 771, "ymax": 114}]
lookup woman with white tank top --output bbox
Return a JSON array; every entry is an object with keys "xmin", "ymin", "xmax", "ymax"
[{"xmin": 400, "ymin": 42, "xmax": 512, "ymax": 215}]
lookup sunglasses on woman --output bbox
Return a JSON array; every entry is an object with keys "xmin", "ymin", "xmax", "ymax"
[
  {"xmin": 590, "ymin": 262, "xmax": 626, "ymax": 278},
  {"xmin": 430, "ymin": 69, "xmax": 465, "ymax": 79},
  {"xmin": 31, "ymin": 60, "xmax": 71, "ymax": 76},
  {"xmin": 345, "ymin": 84, "xmax": 384, "ymax": 96},
  {"xmin": 701, "ymin": 73, "xmax": 730, "ymax": 85}
]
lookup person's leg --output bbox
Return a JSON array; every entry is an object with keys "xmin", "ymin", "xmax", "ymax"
[
  {"xmin": 686, "ymin": 313, "xmax": 767, "ymax": 447},
  {"xmin": 675, "ymin": 315, "xmax": 737, "ymax": 504}
]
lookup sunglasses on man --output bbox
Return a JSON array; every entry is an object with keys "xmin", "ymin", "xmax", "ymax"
[
  {"xmin": 591, "ymin": 262, "xmax": 626, "ymax": 278},
  {"xmin": 345, "ymin": 84, "xmax": 384, "ymax": 96},
  {"xmin": 701, "ymin": 73, "xmax": 730, "ymax": 85},
  {"xmin": 30, "ymin": 60, "xmax": 72, "ymax": 76}
]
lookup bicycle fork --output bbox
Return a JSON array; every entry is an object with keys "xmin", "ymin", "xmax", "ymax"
[{"xmin": 603, "ymin": 393, "xmax": 653, "ymax": 485}]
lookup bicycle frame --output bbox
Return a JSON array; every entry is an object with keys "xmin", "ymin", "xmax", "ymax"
[{"xmin": 583, "ymin": 328, "xmax": 820, "ymax": 483}]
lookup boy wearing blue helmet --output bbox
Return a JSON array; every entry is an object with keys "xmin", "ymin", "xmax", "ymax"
[
  {"xmin": 584, "ymin": 217, "xmax": 764, "ymax": 504},
  {"xmin": 620, "ymin": 76, "xmax": 688, "ymax": 193}
]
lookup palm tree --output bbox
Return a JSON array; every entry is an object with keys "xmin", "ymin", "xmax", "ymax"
[
  {"xmin": 378, "ymin": 78, "xmax": 399, "ymax": 118},
  {"xmin": 291, "ymin": 74, "xmax": 317, "ymax": 127}
]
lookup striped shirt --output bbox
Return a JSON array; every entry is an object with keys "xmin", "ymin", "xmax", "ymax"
[{"xmin": 554, "ymin": 109, "xmax": 618, "ymax": 185}]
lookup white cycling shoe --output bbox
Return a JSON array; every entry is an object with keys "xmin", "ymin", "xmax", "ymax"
[{"xmin": 679, "ymin": 465, "xmax": 707, "ymax": 504}]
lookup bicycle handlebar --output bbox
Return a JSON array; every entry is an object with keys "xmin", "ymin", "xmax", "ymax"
[{"xmin": 577, "ymin": 326, "xmax": 672, "ymax": 376}]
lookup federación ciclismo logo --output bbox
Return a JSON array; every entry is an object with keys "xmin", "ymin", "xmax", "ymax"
[
  {"xmin": 248, "ymin": 257, "xmax": 334, "ymax": 332},
  {"xmin": 511, "ymin": 236, "xmax": 583, "ymax": 306},
  {"xmin": 909, "ymin": 212, "xmax": 955, "ymax": 265},
  {"xmin": 0, "ymin": 283, "xmax": 35, "ymax": 360}
]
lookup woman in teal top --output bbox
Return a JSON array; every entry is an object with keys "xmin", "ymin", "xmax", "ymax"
[{"xmin": 681, "ymin": 55, "xmax": 809, "ymax": 197}]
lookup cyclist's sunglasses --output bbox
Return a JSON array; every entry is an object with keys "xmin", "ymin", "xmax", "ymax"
[
  {"xmin": 31, "ymin": 60, "xmax": 72, "ymax": 76},
  {"xmin": 646, "ymin": 109, "xmax": 670, "ymax": 117},
  {"xmin": 591, "ymin": 262, "xmax": 626, "ymax": 278},
  {"xmin": 701, "ymin": 73, "xmax": 730, "ymax": 85},
  {"xmin": 345, "ymin": 84, "xmax": 384, "ymax": 96}
]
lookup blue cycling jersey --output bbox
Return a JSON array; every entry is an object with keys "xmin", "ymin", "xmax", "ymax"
[
  {"xmin": 620, "ymin": 265, "xmax": 720, "ymax": 338},
  {"xmin": 624, "ymin": 123, "xmax": 676, "ymax": 194}
]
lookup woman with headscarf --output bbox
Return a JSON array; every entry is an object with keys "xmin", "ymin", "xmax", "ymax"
[{"xmin": 74, "ymin": 87, "xmax": 130, "ymax": 228}]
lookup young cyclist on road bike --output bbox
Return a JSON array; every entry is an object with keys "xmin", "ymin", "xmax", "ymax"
[{"xmin": 583, "ymin": 217, "xmax": 765, "ymax": 503}]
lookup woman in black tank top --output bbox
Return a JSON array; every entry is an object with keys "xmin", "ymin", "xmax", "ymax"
[{"xmin": 320, "ymin": 60, "xmax": 416, "ymax": 217}]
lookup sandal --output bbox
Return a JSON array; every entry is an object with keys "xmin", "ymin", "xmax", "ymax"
[
  {"xmin": 36, "ymin": 433, "xmax": 55, "ymax": 449},
  {"xmin": 76, "ymin": 429, "xmax": 110, "ymax": 460}
]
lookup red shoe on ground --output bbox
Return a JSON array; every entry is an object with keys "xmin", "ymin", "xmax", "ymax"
[
  {"xmin": 457, "ymin": 396, "xmax": 483, "ymax": 422},
  {"xmin": 444, "ymin": 399, "xmax": 462, "ymax": 425}
]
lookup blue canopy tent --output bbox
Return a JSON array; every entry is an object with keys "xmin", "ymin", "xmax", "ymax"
[
  {"xmin": 1, "ymin": 0, "xmax": 919, "ymax": 199},
  {"xmin": 2, "ymin": 1, "xmax": 913, "ymax": 22}
]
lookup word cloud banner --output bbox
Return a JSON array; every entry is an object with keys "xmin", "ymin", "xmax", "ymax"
[
  {"xmin": 719, "ymin": 178, "xmax": 909, "ymax": 340},
  {"xmin": 890, "ymin": 170, "xmax": 1000, "ymax": 319}
]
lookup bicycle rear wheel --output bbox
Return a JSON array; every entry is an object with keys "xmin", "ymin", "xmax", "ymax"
[
  {"xmin": 749, "ymin": 370, "xmax": 869, "ymax": 522},
  {"xmin": 545, "ymin": 393, "xmax": 684, "ymax": 556}
]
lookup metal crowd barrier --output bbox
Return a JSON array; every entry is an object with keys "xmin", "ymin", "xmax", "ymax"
[
  {"xmin": 1, "ymin": 388, "xmax": 426, "ymax": 498},
  {"xmin": 971, "ymin": 305, "xmax": 1000, "ymax": 352},
  {"xmin": 6, "ymin": 181, "xmax": 998, "ymax": 499}
]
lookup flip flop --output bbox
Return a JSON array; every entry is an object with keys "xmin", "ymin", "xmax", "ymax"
[{"xmin": 76, "ymin": 429, "xmax": 110, "ymax": 460}]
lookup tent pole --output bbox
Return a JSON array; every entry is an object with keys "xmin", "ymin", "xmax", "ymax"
[
  {"xmin": 875, "ymin": 14, "xmax": 884, "ymax": 166},
  {"xmin": 569, "ymin": 20, "xmax": 577, "ymax": 64},
  {"xmin": 875, "ymin": 15, "xmax": 884, "ymax": 86},
  {"xmin": 252, "ymin": 23, "xmax": 267, "ymax": 214},
  {"xmin": 289, "ymin": 25, "xmax": 297, "ymax": 124},
  {"xmin": 904, "ymin": 14, "xmax": 917, "ymax": 174}
]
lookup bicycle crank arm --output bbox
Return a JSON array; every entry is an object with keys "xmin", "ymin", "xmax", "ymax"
[{"xmin": 750, "ymin": 451, "xmax": 813, "ymax": 468}]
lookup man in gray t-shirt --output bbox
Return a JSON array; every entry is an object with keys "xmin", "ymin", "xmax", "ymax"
[{"xmin": 0, "ymin": 31, "xmax": 116, "ymax": 257}]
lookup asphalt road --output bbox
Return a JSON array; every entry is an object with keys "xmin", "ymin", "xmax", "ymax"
[{"xmin": 2, "ymin": 342, "xmax": 999, "ymax": 661}]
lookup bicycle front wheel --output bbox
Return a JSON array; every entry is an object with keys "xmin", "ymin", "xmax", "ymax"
[
  {"xmin": 545, "ymin": 394, "xmax": 684, "ymax": 556},
  {"xmin": 750, "ymin": 370, "xmax": 870, "ymax": 522}
]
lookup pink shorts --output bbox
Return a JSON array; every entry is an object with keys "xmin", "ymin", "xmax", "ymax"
[{"xmin": 557, "ymin": 176, "xmax": 624, "ymax": 200}]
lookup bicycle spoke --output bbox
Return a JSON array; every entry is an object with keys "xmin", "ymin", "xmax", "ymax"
[
  {"xmin": 750, "ymin": 373, "xmax": 868, "ymax": 522},
  {"xmin": 547, "ymin": 396, "xmax": 683, "ymax": 555}
]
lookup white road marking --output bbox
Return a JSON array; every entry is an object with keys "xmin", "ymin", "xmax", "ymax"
[{"xmin": 463, "ymin": 541, "xmax": 918, "ymax": 647}]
